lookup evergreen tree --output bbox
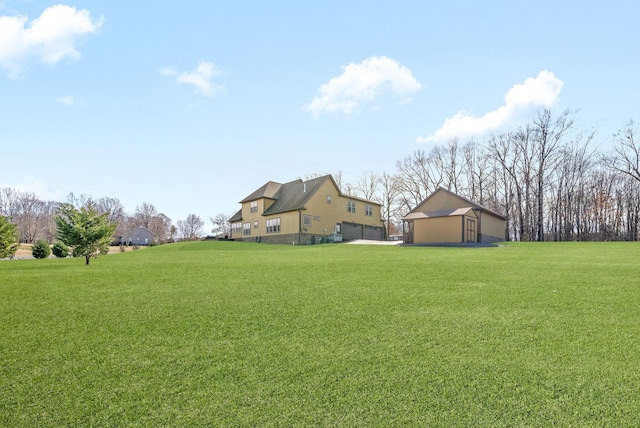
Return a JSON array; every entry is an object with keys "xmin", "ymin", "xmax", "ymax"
[
  {"xmin": 55, "ymin": 202, "xmax": 117, "ymax": 265},
  {"xmin": 0, "ymin": 216, "xmax": 19, "ymax": 259},
  {"xmin": 52, "ymin": 241, "xmax": 69, "ymax": 258},
  {"xmin": 32, "ymin": 239, "xmax": 51, "ymax": 259}
]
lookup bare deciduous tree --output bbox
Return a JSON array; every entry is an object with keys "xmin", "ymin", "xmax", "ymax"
[
  {"xmin": 134, "ymin": 202, "xmax": 158, "ymax": 229},
  {"xmin": 96, "ymin": 197, "xmax": 125, "ymax": 226},
  {"xmin": 14, "ymin": 192, "xmax": 47, "ymax": 243},
  {"xmin": 354, "ymin": 170, "xmax": 380, "ymax": 201},
  {"xmin": 149, "ymin": 213, "xmax": 172, "ymax": 243},
  {"xmin": 0, "ymin": 187, "xmax": 19, "ymax": 218},
  {"xmin": 210, "ymin": 213, "xmax": 231, "ymax": 237},
  {"xmin": 607, "ymin": 120, "xmax": 640, "ymax": 182},
  {"xmin": 378, "ymin": 172, "xmax": 402, "ymax": 239},
  {"xmin": 177, "ymin": 214, "xmax": 204, "ymax": 241},
  {"xmin": 531, "ymin": 108, "xmax": 574, "ymax": 241},
  {"xmin": 395, "ymin": 149, "xmax": 443, "ymax": 212}
]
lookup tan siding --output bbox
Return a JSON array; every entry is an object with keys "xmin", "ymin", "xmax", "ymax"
[
  {"xmin": 279, "ymin": 212, "xmax": 300, "ymax": 234},
  {"xmin": 237, "ymin": 176, "xmax": 384, "ymax": 242},
  {"xmin": 412, "ymin": 189, "xmax": 505, "ymax": 242},
  {"xmin": 301, "ymin": 180, "xmax": 383, "ymax": 235},
  {"xmin": 480, "ymin": 213, "xmax": 505, "ymax": 240},
  {"xmin": 264, "ymin": 199, "xmax": 275, "ymax": 211},
  {"xmin": 240, "ymin": 199, "xmax": 266, "ymax": 237},
  {"xmin": 414, "ymin": 217, "xmax": 463, "ymax": 243},
  {"xmin": 300, "ymin": 180, "xmax": 343, "ymax": 234},
  {"xmin": 415, "ymin": 191, "xmax": 468, "ymax": 212}
]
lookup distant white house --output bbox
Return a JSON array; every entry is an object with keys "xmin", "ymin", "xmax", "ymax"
[{"xmin": 120, "ymin": 226, "xmax": 157, "ymax": 246}]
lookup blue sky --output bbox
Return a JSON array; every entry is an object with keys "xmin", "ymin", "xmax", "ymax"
[{"xmin": 1, "ymin": 1, "xmax": 638, "ymax": 225}]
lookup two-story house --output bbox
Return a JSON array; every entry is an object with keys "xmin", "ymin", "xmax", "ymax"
[{"xmin": 229, "ymin": 174, "xmax": 384, "ymax": 244}]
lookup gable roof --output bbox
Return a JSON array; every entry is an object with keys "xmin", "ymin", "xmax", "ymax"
[
  {"xmin": 122, "ymin": 226, "xmax": 157, "ymax": 237},
  {"xmin": 229, "ymin": 209, "xmax": 242, "ymax": 222},
  {"xmin": 262, "ymin": 175, "xmax": 333, "ymax": 216},
  {"xmin": 240, "ymin": 181, "xmax": 283, "ymax": 203},
  {"xmin": 404, "ymin": 207, "xmax": 475, "ymax": 220},
  {"xmin": 234, "ymin": 174, "xmax": 381, "ymax": 219},
  {"xmin": 408, "ymin": 187, "xmax": 506, "ymax": 220}
]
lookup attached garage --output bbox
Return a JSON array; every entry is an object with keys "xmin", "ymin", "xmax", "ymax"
[
  {"xmin": 341, "ymin": 222, "xmax": 363, "ymax": 241},
  {"xmin": 403, "ymin": 188, "xmax": 506, "ymax": 244},
  {"xmin": 364, "ymin": 225, "xmax": 384, "ymax": 240},
  {"xmin": 341, "ymin": 223, "xmax": 384, "ymax": 241}
]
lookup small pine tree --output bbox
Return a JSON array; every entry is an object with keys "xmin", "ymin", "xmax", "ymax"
[
  {"xmin": 32, "ymin": 240, "xmax": 51, "ymax": 259},
  {"xmin": 0, "ymin": 216, "xmax": 19, "ymax": 259},
  {"xmin": 52, "ymin": 242, "xmax": 69, "ymax": 258},
  {"xmin": 55, "ymin": 201, "xmax": 117, "ymax": 265}
]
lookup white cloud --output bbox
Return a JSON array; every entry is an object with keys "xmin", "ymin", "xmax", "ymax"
[
  {"xmin": 159, "ymin": 66, "xmax": 176, "ymax": 76},
  {"xmin": 417, "ymin": 71, "xmax": 563, "ymax": 143},
  {"xmin": 56, "ymin": 95, "xmax": 76, "ymax": 106},
  {"xmin": 307, "ymin": 56, "xmax": 421, "ymax": 117},
  {"xmin": 2, "ymin": 177, "xmax": 66, "ymax": 202},
  {"xmin": 160, "ymin": 61, "xmax": 224, "ymax": 97},
  {"xmin": 0, "ymin": 4, "xmax": 102, "ymax": 77}
]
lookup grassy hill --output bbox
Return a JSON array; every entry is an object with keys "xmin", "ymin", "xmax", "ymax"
[{"xmin": 1, "ymin": 241, "xmax": 639, "ymax": 426}]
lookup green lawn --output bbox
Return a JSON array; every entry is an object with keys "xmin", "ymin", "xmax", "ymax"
[{"xmin": 1, "ymin": 241, "xmax": 639, "ymax": 426}]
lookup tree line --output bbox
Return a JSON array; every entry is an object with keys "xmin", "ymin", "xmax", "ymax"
[
  {"xmin": 339, "ymin": 109, "xmax": 640, "ymax": 241},
  {"xmin": 2, "ymin": 108, "xmax": 639, "ymax": 244},
  {"xmin": 0, "ymin": 191, "xmax": 205, "ymax": 245}
]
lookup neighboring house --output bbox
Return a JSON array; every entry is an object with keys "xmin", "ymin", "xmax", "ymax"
[
  {"xmin": 229, "ymin": 174, "xmax": 385, "ymax": 244},
  {"xmin": 403, "ymin": 187, "xmax": 506, "ymax": 244},
  {"xmin": 120, "ymin": 226, "xmax": 157, "ymax": 246}
]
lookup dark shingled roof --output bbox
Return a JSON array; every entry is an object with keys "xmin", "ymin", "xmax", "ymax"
[
  {"xmin": 233, "ymin": 174, "xmax": 381, "ymax": 221},
  {"xmin": 239, "ymin": 181, "xmax": 283, "ymax": 203},
  {"xmin": 229, "ymin": 208, "xmax": 242, "ymax": 222},
  {"xmin": 263, "ymin": 175, "xmax": 331, "ymax": 215}
]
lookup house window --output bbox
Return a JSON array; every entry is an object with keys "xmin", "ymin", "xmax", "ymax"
[
  {"xmin": 231, "ymin": 222, "xmax": 241, "ymax": 234},
  {"xmin": 365, "ymin": 205, "xmax": 373, "ymax": 216},
  {"xmin": 250, "ymin": 201, "xmax": 258, "ymax": 213},
  {"xmin": 266, "ymin": 218, "xmax": 280, "ymax": 233},
  {"xmin": 243, "ymin": 222, "xmax": 251, "ymax": 236},
  {"xmin": 254, "ymin": 221, "xmax": 259, "ymax": 229},
  {"xmin": 467, "ymin": 218, "xmax": 476, "ymax": 242},
  {"xmin": 303, "ymin": 215, "xmax": 312, "ymax": 227},
  {"xmin": 326, "ymin": 195, "xmax": 332, "ymax": 204},
  {"xmin": 347, "ymin": 200, "xmax": 356, "ymax": 213}
]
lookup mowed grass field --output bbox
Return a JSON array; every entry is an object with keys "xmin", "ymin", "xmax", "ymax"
[{"xmin": 1, "ymin": 241, "xmax": 639, "ymax": 426}]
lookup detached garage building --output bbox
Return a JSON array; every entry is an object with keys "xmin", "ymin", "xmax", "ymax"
[{"xmin": 403, "ymin": 188, "xmax": 506, "ymax": 244}]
